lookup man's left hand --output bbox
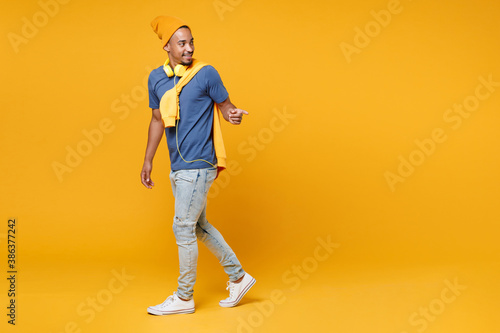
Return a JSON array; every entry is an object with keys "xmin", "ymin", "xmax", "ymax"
[{"xmin": 228, "ymin": 108, "xmax": 249, "ymax": 125}]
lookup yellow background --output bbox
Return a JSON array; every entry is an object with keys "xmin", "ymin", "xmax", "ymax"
[{"xmin": 1, "ymin": 0, "xmax": 499, "ymax": 332}]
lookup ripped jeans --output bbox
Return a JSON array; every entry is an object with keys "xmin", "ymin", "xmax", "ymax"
[{"xmin": 169, "ymin": 167, "xmax": 245, "ymax": 300}]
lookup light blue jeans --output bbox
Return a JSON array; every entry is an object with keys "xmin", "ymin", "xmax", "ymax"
[{"xmin": 169, "ymin": 167, "xmax": 245, "ymax": 300}]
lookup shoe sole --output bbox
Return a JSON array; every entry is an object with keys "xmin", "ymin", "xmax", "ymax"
[
  {"xmin": 147, "ymin": 307, "xmax": 195, "ymax": 315},
  {"xmin": 219, "ymin": 277, "xmax": 256, "ymax": 308}
]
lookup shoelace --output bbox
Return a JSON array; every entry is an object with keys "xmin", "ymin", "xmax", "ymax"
[
  {"xmin": 226, "ymin": 281, "xmax": 235, "ymax": 298},
  {"xmin": 160, "ymin": 293, "xmax": 176, "ymax": 307}
]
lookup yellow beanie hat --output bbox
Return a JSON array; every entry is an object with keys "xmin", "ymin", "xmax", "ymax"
[{"xmin": 151, "ymin": 16, "xmax": 189, "ymax": 48}]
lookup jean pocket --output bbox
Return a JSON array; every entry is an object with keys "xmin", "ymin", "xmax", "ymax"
[
  {"xmin": 205, "ymin": 168, "xmax": 217, "ymax": 186},
  {"xmin": 176, "ymin": 174, "xmax": 195, "ymax": 183}
]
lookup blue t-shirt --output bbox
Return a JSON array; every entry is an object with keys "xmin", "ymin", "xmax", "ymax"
[{"xmin": 148, "ymin": 65, "xmax": 229, "ymax": 171}]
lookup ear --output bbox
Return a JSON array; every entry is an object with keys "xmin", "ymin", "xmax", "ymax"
[{"xmin": 163, "ymin": 42, "xmax": 170, "ymax": 52}]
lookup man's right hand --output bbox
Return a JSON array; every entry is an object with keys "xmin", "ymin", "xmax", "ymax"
[
  {"xmin": 141, "ymin": 161, "xmax": 155, "ymax": 189},
  {"xmin": 141, "ymin": 108, "xmax": 164, "ymax": 189}
]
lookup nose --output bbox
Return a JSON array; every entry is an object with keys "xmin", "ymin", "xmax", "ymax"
[{"xmin": 186, "ymin": 44, "xmax": 194, "ymax": 52}]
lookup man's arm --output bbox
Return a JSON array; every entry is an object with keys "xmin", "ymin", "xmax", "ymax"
[
  {"xmin": 140, "ymin": 108, "xmax": 164, "ymax": 189},
  {"xmin": 217, "ymin": 97, "xmax": 249, "ymax": 125}
]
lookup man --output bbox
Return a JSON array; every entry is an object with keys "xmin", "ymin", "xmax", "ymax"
[{"xmin": 140, "ymin": 16, "xmax": 255, "ymax": 315}]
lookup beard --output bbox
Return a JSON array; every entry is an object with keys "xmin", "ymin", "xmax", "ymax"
[{"xmin": 181, "ymin": 54, "xmax": 193, "ymax": 66}]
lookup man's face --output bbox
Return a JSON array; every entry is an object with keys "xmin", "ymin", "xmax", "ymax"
[{"xmin": 164, "ymin": 27, "xmax": 194, "ymax": 66}]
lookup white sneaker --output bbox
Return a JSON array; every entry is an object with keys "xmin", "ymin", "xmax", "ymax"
[
  {"xmin": 147, "ymin": 292, "xmax": 195, "ymax": 315},
  {"xmin": 219, "ymin": 273, "xmax": 256, "ymax": 308}
]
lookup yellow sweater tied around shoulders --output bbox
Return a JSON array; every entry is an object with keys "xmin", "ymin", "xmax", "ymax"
[{"xmin": 159, "ymin": 59, "xmax": 227, "ymax": 175}]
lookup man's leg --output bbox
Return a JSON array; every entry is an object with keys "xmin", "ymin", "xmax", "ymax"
[
  {"xmin": 196, "ymin": 206, "xmax": 245, "ymax": 282},
  {"xmin": 147, "ymin": 168, "xmax": 211, "ymax": 315},
  {"xmin": 194, "ymin": 170, "xmax": 256, "ymax": 307},
  {"xmin": 170, "ymin": 168, "xmax": 215, "ymax": 300}
]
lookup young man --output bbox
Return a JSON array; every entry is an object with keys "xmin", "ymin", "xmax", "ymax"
[{"xmin": 140, "ymin": 16, "xmax": 255, "ymax": 315}]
